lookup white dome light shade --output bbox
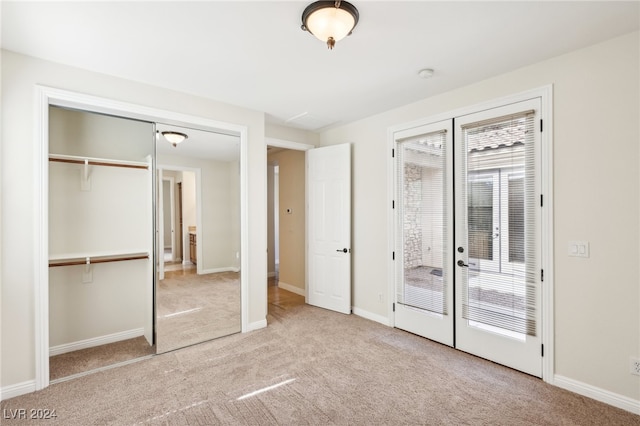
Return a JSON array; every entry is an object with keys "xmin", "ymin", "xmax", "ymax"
[
  {"xmin": 306, "ymin": 7, "xmax": 354, "ymax": 42},
  {"xmin": 301, "ymin": 1, "xmax": 359, "ymax": 49}
]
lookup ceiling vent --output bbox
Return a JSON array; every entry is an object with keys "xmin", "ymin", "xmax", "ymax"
[{"xmin": 285, "ymin": 112, "xmax": 335, "ymax": 131}]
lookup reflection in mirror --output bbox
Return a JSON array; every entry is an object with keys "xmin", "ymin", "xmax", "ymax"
[{"xmin": 155, "ymin": 123, "xmax": 241, "ymax": 353}]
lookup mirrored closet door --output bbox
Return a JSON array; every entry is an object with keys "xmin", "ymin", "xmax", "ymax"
[
  {"xmin": 46, "ymin": 107, "xmax": 243, "ymax": 377},
  {"xmin": 155, "ymin": 124, "xmax": 242, "ymax": 353},
  {"xmin": 48, "ymin": 106, "xmax": 155, "ymax": 381}
]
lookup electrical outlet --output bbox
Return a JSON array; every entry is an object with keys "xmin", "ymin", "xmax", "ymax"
[{"xmin": 630, "ymin": 357, "xmax": 640, "ymax": 376}]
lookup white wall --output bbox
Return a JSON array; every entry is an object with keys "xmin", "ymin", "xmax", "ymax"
[
  {"xmin": 1, "ymin": 50, "xmax": 267, "ymax": 389},
  {"xmin": 181, "ymin": 170, "xmax": 197, "ymax": 261},
  {"xmin": 49, "ymin": 261, "xmax": 148, "ymax": 347},
  {"xmin": 319, "ymin": 32, "xmax": 640, "ymax": 403},
  {"xmin": 265, "ymin": 123, "xmax": 320, "ymax": 146}
]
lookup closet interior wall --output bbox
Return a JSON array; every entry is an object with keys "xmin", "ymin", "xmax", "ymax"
[{"xmin": 48, "ymin": 107, "xmax": 154, "ymax": 357}]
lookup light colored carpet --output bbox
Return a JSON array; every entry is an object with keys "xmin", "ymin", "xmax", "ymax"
[
  {"xmin": 2, "ymin": 289, "xmax": 638, "ymax": 425},
  {"xmin": 49, "ymin": 336, "xmax": 153, "ymax": 381},
  {"xmin": 48, "ymin": 269, "xmax": 241, "ymax": 381},
  {"xmin": 156, "ymin": 270, "xmax": 241, "ymax": 353}
]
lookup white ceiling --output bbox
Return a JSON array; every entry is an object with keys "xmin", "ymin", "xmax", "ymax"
[{"xmin": 2, "ymin": 1, "xmax": 639, "ymax": 132}]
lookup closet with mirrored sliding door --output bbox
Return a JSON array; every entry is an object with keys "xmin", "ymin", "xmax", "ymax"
[{"xmin": 47, "ymin": 106, "xmax": 155, "ymax": 381}]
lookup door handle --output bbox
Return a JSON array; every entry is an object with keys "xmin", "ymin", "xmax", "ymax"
[
  {"xmin": 336, "ymin": 248, "xmax": 348, "ymax": 253},
  {"xmin": 457, "ymin": 260, "xmax": 469, "ymax": 267}
]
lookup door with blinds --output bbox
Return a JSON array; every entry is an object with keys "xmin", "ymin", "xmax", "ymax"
[
  {"xmin": 394, "ymin": 119, "xmax": 454, "ymax": 346},
  {"xmin": 394, "ymin": 98, "xmax": 542, "ymax": 377},
  {"xmin": 454, "ymin": 99, "xmax": 541, "ymax": 377}
]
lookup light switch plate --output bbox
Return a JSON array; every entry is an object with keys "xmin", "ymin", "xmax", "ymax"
[{"xmin": 568, "ymin": 241, "xmax": 589, "ymax": 258}]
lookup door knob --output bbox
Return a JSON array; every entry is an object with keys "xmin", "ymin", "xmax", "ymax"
[
  {"xmin": 336, "ymin": 248, "xmax": 348, "ymax": 253},
  {"xmin": 457, "ymin": 260, "xmax": 469, "ymax": 267}
]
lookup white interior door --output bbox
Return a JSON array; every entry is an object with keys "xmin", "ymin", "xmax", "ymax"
[
  {"xmin": 307, "ymin": 144, "xmax": 351, "ymax": 314},
  {"xmin": 394, "ymin": 120, "xmax": 454, "ymax": 346},
  {"xmin": 454, "ymin": 99, "xmax": 542, "ymax": 377},
  {"xmin": 157, "ymin": 168, "xmax": 165, "ymax": 280}
]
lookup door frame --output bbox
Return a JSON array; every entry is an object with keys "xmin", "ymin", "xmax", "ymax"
[
  {"xmin": 157, "ymin": 166, "xmax": 201, "ymax": 279},
  {"xmin": 162, "ymin": 175, "xmax": 176, "ymax": 263},
  {"xmin": 265, "ymin": 137, "xmax": 314, "ymax": 303},
  {"xmin": 34, "ymin": 86, "xmax": 249, "ymax": 391},
  {"xmin": 157, "ymin": 171, "xmax": 179, "ymax": 280},
  {"xmin": 387, "ymin": 85, "xmax": 554, "ymax": 381}
]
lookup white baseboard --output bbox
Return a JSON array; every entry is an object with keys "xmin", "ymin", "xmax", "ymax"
[
  {"xmin": 268, "ymin": 271, "xmax": 276, "ymax": 278},
  {"xmin": 1, "ymin": 380, "xmax": 36, "ymax": 401},
  {"xmin": 553, "ymin": 374, "xmax": 640, "ymax": 415},
  {"xmin": 49, "ymin": 328, "xmax": 144, "ymax": 357},
  {"xmin": 278, "ymin": 281, "xmax": 305, "ymax": 296},
  {"xmin": 246, "ymin": 319, "xmax": 267, "ymax": 332},
  {"xmin": 199, "ymin": 266, "xmax": 240, "ymax": 274},
  {"xmin": 352, "ymin": 307, "xmax": 392, "ymax": 326}
]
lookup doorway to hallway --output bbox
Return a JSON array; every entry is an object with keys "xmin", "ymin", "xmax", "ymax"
[{"xmin": 267, "ymin": 147, "xmax": 307, "ymax": 298}]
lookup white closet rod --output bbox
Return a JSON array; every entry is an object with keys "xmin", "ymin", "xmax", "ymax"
[
  {"xmin": 49, "ymin": 156, "xmax": 148, "ymax": 170},
  {"xmin": 49, "ymin": 253, "xmax": 149, "ymax": 268}
]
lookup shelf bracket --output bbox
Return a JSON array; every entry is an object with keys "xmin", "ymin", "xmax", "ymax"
[
  {"xmin": 81, "ymin": 159, "xmax": 91, "ymax": 191},
  {"xmin": 82, "ymin": 257, "xmax": 93, "ymax": 283}
]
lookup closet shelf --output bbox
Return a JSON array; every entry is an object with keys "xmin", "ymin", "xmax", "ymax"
[
  {"xmin": 49, "ymin": 154, "xmax": 149, "ymax": 170},
  {"xmin": 49, "ymin": 252, "xmax": 149, "ymax": 268}
]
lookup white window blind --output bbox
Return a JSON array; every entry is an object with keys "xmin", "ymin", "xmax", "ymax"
[
  {"xmin": 459, "ymin": 110, "xmax": 537, "ymax": 336},
  {"xmin": 396, "ymin": 130, "xmax": 448, "ymax": 315}
]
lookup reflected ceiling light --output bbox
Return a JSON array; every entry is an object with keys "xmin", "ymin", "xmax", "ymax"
[
  {"xmin": 162, "ymin": 131, "xmax": 188, "ymax": 147},
  {"xmin": 301, "ymin": 1, "xmax": 359, "ymax": 50}
]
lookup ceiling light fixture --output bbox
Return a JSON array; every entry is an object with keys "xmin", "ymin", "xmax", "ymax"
[
  {"xmin": 301, "ymin": 1, "xmax": 359, "ymax": 50},
  {"xmin": 418, "ymin": 68, "xmax": 435, "ymax": 79},
  {"xmin": 162, "ymin": 131, "xmax": 188, "ymax": 147}
]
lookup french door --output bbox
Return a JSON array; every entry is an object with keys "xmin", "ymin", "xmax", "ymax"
[
  {"xmin": 394, "ymin": 98, "xmax": 542, "ymax": 377},
  {"xmin": 394, "ymin": 119, "xmax": 454, "ymax": 346}
]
